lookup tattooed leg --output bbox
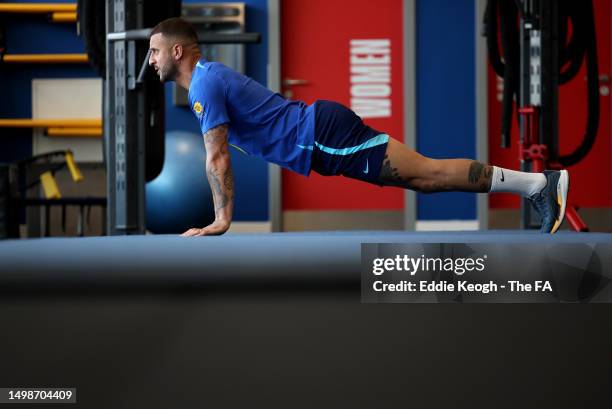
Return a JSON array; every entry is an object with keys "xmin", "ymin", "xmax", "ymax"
[
  {"xmin": 377, "ymin": 137, "xmax": 492, "ymax": 193},
  {"xmin": 467, "ymin": 161, "xmax": 493, "ymax": 192}
]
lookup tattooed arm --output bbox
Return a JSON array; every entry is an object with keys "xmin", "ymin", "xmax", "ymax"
[{"xmin": 181, "ymin": 124, "xmax": 234, "ymax": 236}]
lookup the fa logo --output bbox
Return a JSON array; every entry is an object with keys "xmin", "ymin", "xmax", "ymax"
[
  {"xmin": 193, "ymin": 101, "xmax": 204, "ymax": 117},
  {"xmin": 535, "ymin": 281, "xmax": 552, "ymax": 291}
]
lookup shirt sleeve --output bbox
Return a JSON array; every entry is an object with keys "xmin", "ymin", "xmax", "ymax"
[{"xmin": 190, "ymin": 72, "xmax": 230, "ymax": 135}]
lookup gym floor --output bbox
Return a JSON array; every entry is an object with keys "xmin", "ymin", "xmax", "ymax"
[{"xmin": 0, "ymin": 232, "xmax": 611, "ymax": 408}]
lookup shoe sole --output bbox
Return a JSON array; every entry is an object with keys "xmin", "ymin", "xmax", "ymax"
[{"xmin": 550, "ymin": 170, "xmax": 569, "ymax": 234}]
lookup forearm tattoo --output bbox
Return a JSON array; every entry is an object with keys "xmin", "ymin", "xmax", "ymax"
[
  {"xmin": 207, "ymin": 168, "xmax": 229, "ymax": 213},
  {"xmin": 203, "ymin": 124, "xmax": 234, "ymax": 218},
  {"xmin": 224, "ymin": 166, "xmax": 234, "ymax": 191}
]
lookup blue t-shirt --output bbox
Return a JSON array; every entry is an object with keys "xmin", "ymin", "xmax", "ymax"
[{"xmin": 188, "ymin": 58, "xmax": 315, "ymax": 176}]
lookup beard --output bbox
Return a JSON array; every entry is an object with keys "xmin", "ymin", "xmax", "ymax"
[{"xmin": 158, "ymin": 62, "xmax": 178, "ymax": 83}]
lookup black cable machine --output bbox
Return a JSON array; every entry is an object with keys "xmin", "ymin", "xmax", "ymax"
[
  {"xmin": 483, "ymin": 0, "xmax": 600, "ymax": 231},
  {"xmin": 78, "ymin": 0, "xmax": 261, "ymax": 235}
]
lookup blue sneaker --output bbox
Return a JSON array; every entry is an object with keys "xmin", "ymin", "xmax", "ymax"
[{"xmin": 528, "ymin": 170, "xmax": 569, "ymax": 233}]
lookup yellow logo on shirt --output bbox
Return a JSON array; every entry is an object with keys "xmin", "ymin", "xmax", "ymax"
[{"xmin": 193, "ymin": 101, "xmax": 203, "ymax": 116}]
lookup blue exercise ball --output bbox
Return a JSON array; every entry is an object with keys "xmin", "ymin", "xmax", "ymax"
[{"xmin": 146, "ymin": 130, "xmax": 215, "ymax": 234}]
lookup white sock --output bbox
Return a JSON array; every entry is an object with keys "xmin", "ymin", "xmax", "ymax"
[{"xmin": 489, "ymin": 166, "xmax": 546, "ymax": 198}]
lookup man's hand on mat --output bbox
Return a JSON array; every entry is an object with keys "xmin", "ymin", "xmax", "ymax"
[{"xmin": 181, "ymin": 220, "xmax": 230, "ymax": 236}]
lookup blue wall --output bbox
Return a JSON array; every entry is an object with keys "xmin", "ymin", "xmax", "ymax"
[{"xmin": 416, "ymin": 0, "xmax": 476, "ymax": 220}]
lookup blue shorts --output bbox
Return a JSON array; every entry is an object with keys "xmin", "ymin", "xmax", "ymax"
[{"xmin": 310, "ymin": 100, "xmax": 389, "ymax": 185}]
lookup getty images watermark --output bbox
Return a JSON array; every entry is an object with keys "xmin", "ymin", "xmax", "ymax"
[
  {"xmin": 371, "ymin": 253, "xmax": 551, "ymax": 294},
  {"xmin": 360, "ymin": 243, "xmax": 612, "ymax": 303}
]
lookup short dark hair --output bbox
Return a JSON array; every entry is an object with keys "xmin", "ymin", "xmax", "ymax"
[{"xmin": 150, "ymin": 17, "xmax": 198, "ymax": 44}]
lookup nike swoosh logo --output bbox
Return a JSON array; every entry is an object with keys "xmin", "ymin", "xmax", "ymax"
[
  {"xmin": 500, "ymin": 169, "xmax": 505, "ymax": 182},
  {"xmin": 363, "ymin": 160, "xmax": 369, "ymax": 174}
]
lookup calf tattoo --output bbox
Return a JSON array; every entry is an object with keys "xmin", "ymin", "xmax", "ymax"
[
  {"xmin": 468, "ymin": 161, "xmax": 484, "ymax": 184},
  {"xmin": 468, "ymin": 161, "xmax": 493, "ymax": 192}
]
